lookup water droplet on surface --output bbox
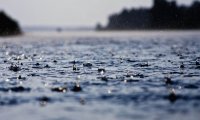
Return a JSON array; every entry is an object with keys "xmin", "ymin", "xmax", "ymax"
[
  {"xmin": 9, "ymin": 64, "xmax": 21, "ymax": 72},
  {"xmin": 108, "ymin": 89, "xmax": 112, "ymax": 94},
  {"xmin": 71, "ymin": 83, "xmax": 82, "ymax": 92},
  {"xmin": 165, "ymin": 76, "xmax": 172, "ymax": 85},
  {"xmin": 53, "ymin": 60, "xmax": 57, "ymax": 63},
  {"xmin": 98, "ymin": 68, "xmax": 106, "ymax": 74},
  {"xmin": 38, "ymin": 96, "xmax": 51, "ymax": 107},
  {"xmin": 180, "ymin": 62, "xmax": 185, "ymax": 69},
  {"xmin": 196, "ymin": 59, "xmax": 200, "ymax": 65},
  {"xmin": 168, "ymin": 88, "xmax": 177, "ymax": 103},
  {"xmin": 83, "ymin": 62, "xmax": 93, "ymax": 68},
  {"xmin": 51, "ymin": 87, "xmax": 67, "ymax": 93},
  {"xmin": 5, "ymin": 79, "xmax": 10, "ymax": 82},
  {"xmin": 124, "ymin": 79, "xmax": 127, "ymax": 83}
]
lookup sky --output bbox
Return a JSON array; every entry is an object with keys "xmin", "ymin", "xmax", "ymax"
[{"xmin": 0, "ymin": 0, "xmax": 198, "ymax": 27}]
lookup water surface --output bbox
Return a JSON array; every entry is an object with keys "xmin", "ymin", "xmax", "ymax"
[{"xmin": 0, "ymin": 31, "xmax": 200, "ymax": 120}]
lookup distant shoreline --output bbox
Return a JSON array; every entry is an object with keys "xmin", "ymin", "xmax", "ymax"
[
  {"xmin": 1, "ymin": 30, "xmax": 200, "ymax": 40},
  {"xmin": 21, "ymin": 26, "xmax": 200, "ymax": 33},
  {"xmin": 97, "ymin": 0, "xmax": 200, "ymax": 30}
]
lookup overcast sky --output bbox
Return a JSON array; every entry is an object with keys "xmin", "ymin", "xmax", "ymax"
[{"xmin": 0, "ymin": 0, "xmax": 198, "ymax": 27}]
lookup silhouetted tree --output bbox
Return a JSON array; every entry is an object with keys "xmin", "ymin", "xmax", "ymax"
[{"xmin": 0, "ymin": 11, "xmax": 21, "ymax": 36}]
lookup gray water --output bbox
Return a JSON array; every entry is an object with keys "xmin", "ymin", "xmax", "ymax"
[{"xmin": 0, "ymin": 31, "xmax": 200, "ymax": 120}]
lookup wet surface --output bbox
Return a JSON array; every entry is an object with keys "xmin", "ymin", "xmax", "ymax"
[{"xmin": 0, "ymin": 31, "xmax": 200, "ymax": 120}]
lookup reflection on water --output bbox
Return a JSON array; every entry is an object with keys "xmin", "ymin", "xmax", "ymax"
[{"xmin": 0, "ymin": 31, "xmax": 200, "ymax": 120}]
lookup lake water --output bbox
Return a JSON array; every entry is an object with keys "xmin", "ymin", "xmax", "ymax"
[{"xmin": 0, "ymin": 31, "xmax": 200, "ymax": 120}]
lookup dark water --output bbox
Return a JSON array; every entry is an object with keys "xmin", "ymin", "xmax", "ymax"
[{"xmin": 0, "ymin": 31, "xmax": 200, "ymax": 120}]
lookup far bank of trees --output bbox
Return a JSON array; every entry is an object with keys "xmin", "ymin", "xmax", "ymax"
[{"xmin": 97, "ymin": 0, "xmax": 200, "ymax": 30}]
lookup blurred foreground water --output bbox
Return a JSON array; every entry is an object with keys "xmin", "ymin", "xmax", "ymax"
[{"xmin": 0, "ymin": 31, "xmax": 200, "ymax": 120}]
